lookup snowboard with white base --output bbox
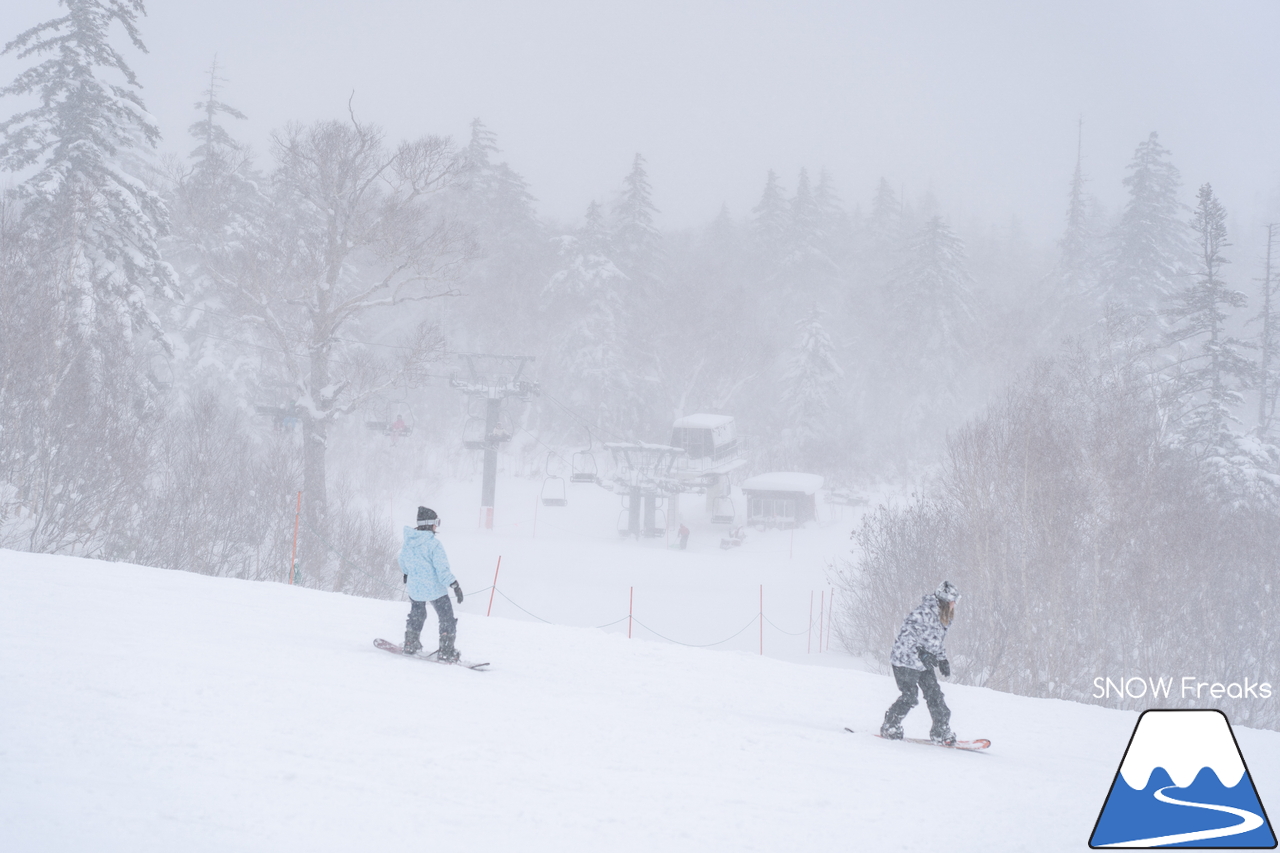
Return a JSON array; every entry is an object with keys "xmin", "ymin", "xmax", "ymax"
[
  {"xmin": 373, "ymin": 638, "xmax": 489, "ymax": 670},
  {"xmin": 845, "ymin": 727, "xmax": 990, "ymax": 750}
]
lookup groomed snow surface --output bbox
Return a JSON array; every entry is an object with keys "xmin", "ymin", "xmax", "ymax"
[{"xmin": 3, "ymin": 476, "xmax": 1278, "ymax": 852}]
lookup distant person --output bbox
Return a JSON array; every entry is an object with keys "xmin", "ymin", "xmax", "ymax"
[
  {"xmin": 399, "ymin": 506, "xmax": 465, "ymax": 661},
  {"xmin": 677, "ymin": 523, "xmax": 690, "ymax": 550},
  {"xmin": 880, "ymin": 581, "xmax": 960, "ymax": 745}
]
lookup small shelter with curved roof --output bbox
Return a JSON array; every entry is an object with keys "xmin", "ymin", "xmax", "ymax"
[{"xmin": 741, "ymin": 472, "xmax": 824, "ymax": 529}]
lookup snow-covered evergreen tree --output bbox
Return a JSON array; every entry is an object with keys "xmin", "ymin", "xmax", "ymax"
[
  {"xmin": 751, "ymin": 169, "xmax": 788, "ymax": 275},
  {"xmin": 611, "ymin": 153, "xmax": 661, "ymax": 290},
  {"xmin": 1253, "ymin": 224, "xmax": 1280, "ymax": 438},
  {"xmin": 606, "ymin": 153, "xmax": 668, "ymax": 435},
  {"xmin": 545, "ymin": 201, "xmax": 635, "ymax": 435},
  {"xmin": 0, "ymin": 0, "xmax": 175, "ymax": 554},
  {"xmin": 1162, "ymin": 184, "xmax": 1252, "ymax": 472},
  {"xmin": 1099, "ymin": 132, "xmax": 1189, "ymax": 327},
  {"xmin": 888, "ymin": 216, "xmax": 978, "ymax": 365},
  {"xmin": 1057, "ymin": 123, "xmax": 1096, "ymax": 304},
  {"xmin": 0, "ymin": 0, "xmax": 177, "ymax": 351},
  {"xmin": 450, "ymin": 119, "xmax": 547, "ymax": 353},
  {"xmin": 878, "ymin": 215, "xmax": 980, "ymax": 446},
  {"xmin": 781, "ymin": 306, "xmax": 844, "ymax": 469},
  {"xmin": 176, "ymin": 58, "xmax": 257, "ymax": 242},
  {"xmin": 165, "ymin": 60, "xmax": 261, "ymax": 392}
]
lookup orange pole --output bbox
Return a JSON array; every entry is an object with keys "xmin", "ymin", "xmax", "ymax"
[
  {"xmin": 288, "ymin": 490, "xmax": 302, "ymax": 585},
  {"xmin": 759, "ymin": 584, "xmax": 763, "ymax": 655},
  {"xmin": 532, "ymin": 495, "xmax": 540, "ymax": 538},
  {"xmin": 486, "ymin": 556, "xmax": 502, "ymax": 617},
  {"xmin": 628, "ymin": 586, "xmax": 634, "ymax": 639}
]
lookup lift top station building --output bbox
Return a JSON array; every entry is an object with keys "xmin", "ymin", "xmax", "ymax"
[{"xmin": 603, "ymin": 413, "xmax": 747, "ymax": 538}]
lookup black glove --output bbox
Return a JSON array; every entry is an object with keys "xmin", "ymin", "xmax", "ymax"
[
  {"xmin": 402, "ymin": 574, "xmax": 407, "ymax": 584},
  {"xmin": 917, "ymin": 647, "xmax": 938, "ymax": 669},
  {"xmin": 939, "ymin": 659, "xmax": 951, "ymax": 677},
  {"xmin": 451, "ymin": 581, "xmax": 463, "ymax": 604}
]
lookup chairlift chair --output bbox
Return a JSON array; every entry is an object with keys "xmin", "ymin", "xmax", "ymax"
[
  {"xmin": 541, "ymin": 452, "xmax": 568, "ymax": 506},
  {"xmin": 711, "ymin": 496, "xmax": 736, "ymax": 525},
  {"xmin": 462, "ymin": 417, "xmax": 487, "ymax": 450},
  {"xmin": 570, "ymin": 451, "xmax": 599, "ymax": 484},
  {"xmin": 386, "ymin": 402, "xmax": 414, "ymax": 438},
  {"xmin": 541, "ymin": 477, "xmax": 567, "ymax": 507}
]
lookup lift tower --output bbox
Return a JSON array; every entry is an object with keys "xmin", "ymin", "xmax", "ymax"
[{"xmin": 450, "ymin": 353, "xmax": 538, "ymax": 529}]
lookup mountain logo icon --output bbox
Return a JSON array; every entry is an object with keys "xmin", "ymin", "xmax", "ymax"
[{"xmin": 1090, "ymin": 709, "xmax": 1276, "ymax": 848}]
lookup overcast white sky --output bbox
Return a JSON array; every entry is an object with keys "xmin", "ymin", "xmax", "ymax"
[{"xmin": 7, "ymin": 0, "xmax": 1280, "ymax": 242}]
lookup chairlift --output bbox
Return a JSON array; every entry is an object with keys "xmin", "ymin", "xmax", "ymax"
[
  {"xmin": 541, "ymin": 452, "xmax": 568, "ymax": 507},
  {"xmin": 617, "ymin": 509, "xmax": 632, "ymax": 537},
  {"xmin": 257, "ymin": 405, "xmax": 300, "ymax": 433},
  {"xmin": 366, "ymin": 403, "xmax": 414, "ymax": 440},
  {"xmin": 462, "ymin": 417, "xmax": 486, "ymax": 450},
  {"xmin": 541, "ymin": 478, "xmax": 567, "ymax": 507},
  {"xmin": 386, "ymin": 402, "xmax": 414, "ymax": 438},
  {"xmin": 710, "ymin": 496, "xmax": 736, "ymax": 525},
  {"xmin": 570, "ymin": 451, "xmax": 599, "ymax": 483}
]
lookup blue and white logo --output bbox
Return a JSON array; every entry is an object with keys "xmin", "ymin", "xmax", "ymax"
[{"xmin": 1090, "ymin": 709, "xmax": 1275, "ymax": 848}]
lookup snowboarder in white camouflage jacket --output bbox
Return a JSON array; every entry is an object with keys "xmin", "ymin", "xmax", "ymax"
[{"xmin": 880, "ymin": 581, "xmax": 960, "ymax": 745}]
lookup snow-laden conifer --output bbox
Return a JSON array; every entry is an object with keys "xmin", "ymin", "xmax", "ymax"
[
  {"xmin": 0, "ymin": 0, "xmax": 176, "ymax": 349},
  {"xmin": 1099, "ymin": 132, "xmax": 1189, "ymax": 327},
  {"xmin": 611, "ymin": 152, "xmax": 661, "ymax": 291},
  {"xmin": 1252, "ymin": 225, "xmax": 1280, "ymax": 438},
  {"xmin": 781, "ymin": 306, "xmax": 844, "ymax": 468},
  {"xmin": 1161, "ymin": 184, "xmax": 1274, "ymax": 498},
  {"xmin": 751, "ymin": 169, "xmax": 788, "ymax": 274},
  {"xmin": 545, "ymin": 201, "xmax": 634, "ymax": 434}
]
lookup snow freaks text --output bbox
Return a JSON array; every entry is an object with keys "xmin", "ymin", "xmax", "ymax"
[{"xmin": 1093, "ymin": 677, "xmax": 1274, "ymax": 701}]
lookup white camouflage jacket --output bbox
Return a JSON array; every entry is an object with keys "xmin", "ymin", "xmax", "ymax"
[{"xmin": 889, "ymin": 594, "xmax": 949, "ymax": 671}]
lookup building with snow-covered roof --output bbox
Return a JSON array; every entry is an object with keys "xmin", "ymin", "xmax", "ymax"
[{"xmin": 741, "ymin": 473, "xmax": 824, "ymax": 529}]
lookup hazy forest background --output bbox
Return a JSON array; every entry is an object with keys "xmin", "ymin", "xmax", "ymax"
[{"xmin": 1, "ymin": 1, "xmax": 1278, "ymax": 727}]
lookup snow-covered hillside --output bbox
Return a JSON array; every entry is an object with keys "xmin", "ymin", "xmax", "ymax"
[{"xmin": 4, "ymin": 546, "xmax": 1277, "ymax": 852}]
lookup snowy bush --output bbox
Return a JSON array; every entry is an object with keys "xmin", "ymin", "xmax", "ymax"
[{"xmin": 836, "ymin": 344, "xmax": 1280, "ymax": 730}]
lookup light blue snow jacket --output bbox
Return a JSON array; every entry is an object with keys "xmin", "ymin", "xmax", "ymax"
[{"xmin": 399, "ymin": 527, "xmax": 456, "ymax": 603}]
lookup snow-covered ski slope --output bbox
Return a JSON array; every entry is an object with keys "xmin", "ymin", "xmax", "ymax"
[{"xmin": 2, "ymin": 476, "xmax": 1278, "ymax": 851}]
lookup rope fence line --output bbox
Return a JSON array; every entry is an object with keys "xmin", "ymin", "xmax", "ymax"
[
  {"xmin": 473, "ymin": 563, "xmax": 834, "ymax": 653},
  {"xmin": 631, "ymin": 615, "xmax": 762, "ymax": 648},
  {"xmin": 284, "ymin": 492, "xmax": 835, "ymax": 652}
]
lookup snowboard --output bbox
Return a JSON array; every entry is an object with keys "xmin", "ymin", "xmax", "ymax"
[
  {"xmin": 373, "ymin": 638, "xmax": 490, "ymax": 670},
  {"xmin": 844, "ymin": 727, "xmax": 990, "ymax": 750}
]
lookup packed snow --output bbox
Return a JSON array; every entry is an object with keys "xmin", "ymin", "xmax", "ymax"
[{"xmin": 3, "ymin": 475, "xmax": 1277, "ymax": 852}]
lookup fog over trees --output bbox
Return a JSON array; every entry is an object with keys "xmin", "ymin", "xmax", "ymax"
[{"xmin": 2, "ymin": 1, "xmax": 1278, "ymax": 726}]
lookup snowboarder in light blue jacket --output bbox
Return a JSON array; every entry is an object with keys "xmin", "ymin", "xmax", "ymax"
[{"xmin": 400, "ymin": 506, "xmax": 464, "ymax": 660}]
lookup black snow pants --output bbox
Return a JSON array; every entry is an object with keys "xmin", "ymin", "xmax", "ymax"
[
  {"xmin": 406, "ymin": 595, "xmax": 457, "ymax": 652},
  {"xmin": 884, "ymin": 664, "xmax": 951, "ymax": 738}
]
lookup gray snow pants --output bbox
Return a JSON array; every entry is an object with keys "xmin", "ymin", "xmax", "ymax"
[
  {"xmin": 884, "ymin": 664, "xmax": 951, "ymax": 737},
  {"xmin": 406, "ymin": 595, "xmax": 456, "ymax": 650}
]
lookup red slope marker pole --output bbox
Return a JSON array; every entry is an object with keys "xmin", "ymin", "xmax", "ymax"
[
  {"xmin": 628, "ymin": 586, "xmax": 634, "ymax": 639},
  {"xmin": 288, "ymin": 490, "xmax": 302, "ymax": 585},
  {"xmin": 759, "ymin": 584, "xmax": 763, "ymax": 655},
  {"xmin": 486, "ymin": 556, "xmax": 502, "ymax": 617}
]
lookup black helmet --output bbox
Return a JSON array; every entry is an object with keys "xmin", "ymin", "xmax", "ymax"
[{"xmin": 417, "ymin": 506, "xmax": 439, "ymax": 528}]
